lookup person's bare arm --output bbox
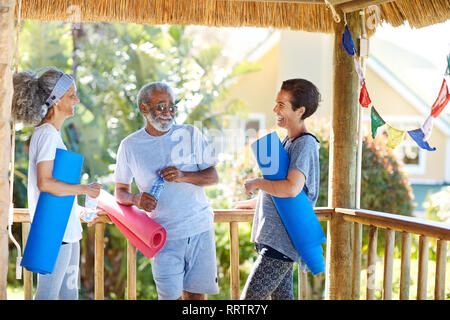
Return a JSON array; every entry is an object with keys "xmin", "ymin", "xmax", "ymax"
[
  {"xmin": 37, "ymin": 160, "xmax": 102, "ymax": 197},
  {"xmin": 159, "ymin": 166, "xmax": 219, "ymax": 186},
  {"xmin": 233, "ymin": 197, "xmax": 258, "ymax": 209},
  {"xmin": 115, "ymin": 182, "xmax": 157, "ymax": 212},
  {"xmin": 244, "ymin": 169, "xmax": 306, "ymax": 198}
]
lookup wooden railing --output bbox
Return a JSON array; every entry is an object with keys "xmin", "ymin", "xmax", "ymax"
[
  {"xmin": 12, "ymin": 207, "xmax": 449, "ymax": 300},
  {"xmin": 336, "ymin": 208, "xmax": 450, "ymax": 300}
]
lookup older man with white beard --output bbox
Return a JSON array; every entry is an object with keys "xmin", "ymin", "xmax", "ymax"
[{"xmin": 114, "ymin": 82, "xmax": 220, "ymax": 300}]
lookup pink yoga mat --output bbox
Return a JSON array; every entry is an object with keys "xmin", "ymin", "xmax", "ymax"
[{"xmin": 97, "ymin": 190, "xmax": 166, "ymax": 258}]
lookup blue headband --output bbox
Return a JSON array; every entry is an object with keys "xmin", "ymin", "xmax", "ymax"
[{"xmin": 44, "ymin": 73, "xmax": 75, "ymax": 108}]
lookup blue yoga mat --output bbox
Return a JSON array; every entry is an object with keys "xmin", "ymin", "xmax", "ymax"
[
  {"xmin": 251, "ymin": 132, "xmax": 326, "ymax": 275},
  {"xmin": 21, "ymin": 148, "xmax": 84, "ymax": 274}
]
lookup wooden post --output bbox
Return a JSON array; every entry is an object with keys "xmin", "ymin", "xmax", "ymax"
[
  {"xmin": 325, "ymin": 11, "xmax": 360, "ymax": 300},
  {"xmin": 0, "ymin": 0, "xmax": 15, "ymax": 300},
  {"xmin": 434, "ymin": 240, "xmax": 447, "ymax": 300},
  {"xmin": 352, "ymin": 10, "xmax": 367, "ymax": 300},
  {"xmin": 21, "ymin": 222, "xmax": 32, "ymax": 300},
  {"xmin": 229, "ymin": 221, "xmax": 240, "ymax": 300},
  {"xmin": 298, "ymin": 269, "xmax": 309, "ymax": 300},
  {"xmin": 417, "ymin": 235, "xmax": 429, "ymax": 300},
  {"xmin": 127, "ymin": 240, "xmax": 136, "ymax": 300},
  {"xmin": 399, "ymin": 232, "xmax": 411, "ymax": 300},
  {"xmin": 366, "ymin": 225, "xmax": 378, "ymax": 300},
  {"xmin": 383, "ymin": 228, "xmax": 395, "ymax": 300},
  {"xmin": 94, "ymin": 222, "xmax": 105, "ymax": 300},
  {"xmin": 351, "ymin": 223, "xmax": 362, "ymax": 299}
]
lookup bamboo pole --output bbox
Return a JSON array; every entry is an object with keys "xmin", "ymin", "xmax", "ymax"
[
  {"xmin": 0, "ymin": 0, "xmax": 15, "ymax": 300},
  {"xmin": 399, "ymin": 232, "xmax": 411, "ymax": 300},
  {"xmin": 417, "ymin": 235, "xmax": 429, "ymax": 300},
  {"xmin": 434, "ymin": 240, "xmax": 447, "ymax": 300},
  {"xmin": 229, "ymin": 221, "xmax": 240, "ymax": 300},
  {"xmin": 94, "ymin": 222, "xmax": 105, "ymax": 300},
  {"xmin": 325, "ymin": 11, "xmax": 360, "ymax": 300},
  {"xmin": 382, "ymin": 228, "xmax": 395, "ymax": 300}
]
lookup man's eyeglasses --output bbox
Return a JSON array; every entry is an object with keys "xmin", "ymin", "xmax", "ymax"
[{"xmin": 145, "ymin": 102, "xmax": 178, "ymax": 113}]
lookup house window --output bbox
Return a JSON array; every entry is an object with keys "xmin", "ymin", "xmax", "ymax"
[
  {"xmin": 245, "ymin": 113, "xmax": 265, "ymax": 145},
  {"xmin": 403, "ymin": 144, "xmax": 420, "ymax": 165},
  {"xmin": 219, "ymin": 113, "xmax": 266, "ymax": 156}
]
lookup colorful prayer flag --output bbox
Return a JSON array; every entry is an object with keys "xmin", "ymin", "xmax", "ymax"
[
  {"xmin": 342, "ymin": 24, "xmax": 356, "ymax": 56},
  {"xmin": 421, "ymin": 115, "xmax": 434, "ymax": 141},
  {"xmin": 359, "ymin": 80, "xmax": 371, "ymax": 108},
  {"xmin": 430, "ymin": 78, "xmax": 450, "ymax": 118},
  {"xmin": 408, "ymin": 129, "xmax": 436, "ymax": 151},
  {"xmin": 370, "ymin": 106, "xmax": 385, "ymax": 138},
  {"xmin": 385, "ymin": 125, "xmax": 406, "ymax": 149}
]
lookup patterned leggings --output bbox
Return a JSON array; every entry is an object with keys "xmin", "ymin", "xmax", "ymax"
[{"xmin": 240, "ymin": 253, "xmax": 294, "ymax": 300}]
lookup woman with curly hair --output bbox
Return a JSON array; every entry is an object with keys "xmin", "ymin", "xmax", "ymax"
[{"xmin": 12, "ymin": 67, "xmax": 102, "ymax": 300}]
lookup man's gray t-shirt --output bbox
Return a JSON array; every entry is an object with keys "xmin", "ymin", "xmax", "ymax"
[
  {"xmin": 250, "ymin": 133, "xmax": 320, "ymax": 269},
  {"xmin": 114, "ymin": 124, "xmax": 217, "ymax": 240}
]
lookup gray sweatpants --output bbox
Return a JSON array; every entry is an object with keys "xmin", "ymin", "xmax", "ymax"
[{"xmin": 35, "ymin": 241, "xmax": 80, "ymax": 300}]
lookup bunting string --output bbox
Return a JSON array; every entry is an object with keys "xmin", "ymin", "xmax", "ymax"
[
  {"xmin": 446, "ymin": 53, "xmax": 450, "ymax": 76},
  {"xmin": 342, "ymin": 26, "xmax": 450, "ymax": 151}
]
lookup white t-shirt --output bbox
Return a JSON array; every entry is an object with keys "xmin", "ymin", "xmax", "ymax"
[
  {"xmin": 27, "ymin": 123, "xmax": 82, "ymax": 243},
  {"xmin": 114, "ymin": 124, "xmax": 217, "ymax": 240}
]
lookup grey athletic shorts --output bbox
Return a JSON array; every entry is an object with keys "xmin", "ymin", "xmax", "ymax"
[{"xmin": 150, "ymin": 228, "xmax": 219, "ymax": 300}]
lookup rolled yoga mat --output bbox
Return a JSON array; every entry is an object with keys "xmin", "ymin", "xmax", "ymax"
[
  {"xmin": 251, "ymin": 132, "xmax": 326, "ymax": 275},
  {"xmin": 21, "ymin": 148, "xmax": 84, "ymax": 274},
  {"xmin": 97, "ymin": 190, "xmax": 166, "ymax": 259}
]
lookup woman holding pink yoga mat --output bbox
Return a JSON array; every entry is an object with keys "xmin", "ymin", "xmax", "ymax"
[{"xmin": 12, "ymin": 67, "xmax": 102, "ymax": 299}]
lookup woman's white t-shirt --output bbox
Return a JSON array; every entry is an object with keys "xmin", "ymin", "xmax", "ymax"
[{"xmin": 27, "ymin": 123, "xmax": 82, "ymax": 243}]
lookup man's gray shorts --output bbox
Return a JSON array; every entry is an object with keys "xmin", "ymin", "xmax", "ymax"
[{"xmin": 150, "ymin": 228, "xmax": 219, "ymax": 300}]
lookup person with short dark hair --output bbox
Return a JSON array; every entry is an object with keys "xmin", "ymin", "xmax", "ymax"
[{"xmin": 235, "ymin": 78, "xmax": 321, "ymax": 300}]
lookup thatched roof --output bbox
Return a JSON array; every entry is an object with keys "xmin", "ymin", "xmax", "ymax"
[{"xmin": 16, "ymin": 0, "xmax": 450, "ymax": 33}]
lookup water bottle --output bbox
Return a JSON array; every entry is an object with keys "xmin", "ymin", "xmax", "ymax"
[
  {"xmin": 83, "ymin": 195, "xmax": 98, "ymax": 222},
  {"xmin": 149, "ymin": 174, "xmax": 165, "ymax": 200}
]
